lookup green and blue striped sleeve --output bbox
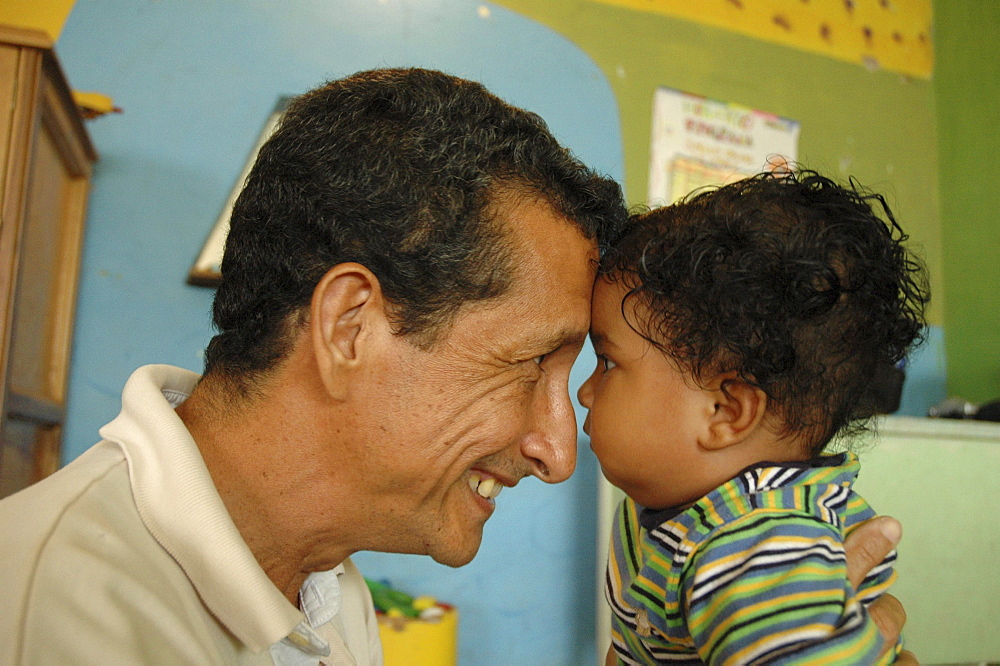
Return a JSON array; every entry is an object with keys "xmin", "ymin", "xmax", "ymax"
[{"xmin": 681, "ymin": 509, "xmax": 897, "ymax": 665}]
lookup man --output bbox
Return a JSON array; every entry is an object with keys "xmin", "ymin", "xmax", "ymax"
[{"xmin": 0, "ymin": 68, "xmax": 907, "ymax": 664}]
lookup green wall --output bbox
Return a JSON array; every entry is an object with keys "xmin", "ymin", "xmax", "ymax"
[
  {"xmin": 495, "ymin": 0, "xmax": 943, "ymax": 328},
  {"xmin": 934, "ymin": 1, "xmax": 1000, "ymax": 404},
  {"xmin": 495, "ymin": 0, "xmax": 1000, "ymax": 413}
]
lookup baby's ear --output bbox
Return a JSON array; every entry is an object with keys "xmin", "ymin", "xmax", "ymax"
[{"xmin": 700, "ymin": 374, "xmax": 768, "ymax": 450}]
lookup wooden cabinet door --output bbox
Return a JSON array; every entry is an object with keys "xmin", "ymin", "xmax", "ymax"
[{"xmin": 0, "ymin": 28, "xmax": 95, "ymax": 498}]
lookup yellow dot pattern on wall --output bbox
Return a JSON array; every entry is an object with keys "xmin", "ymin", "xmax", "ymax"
[{"xmin": 589, "ymin": 0, "xmax": 933, "ymax": 78}]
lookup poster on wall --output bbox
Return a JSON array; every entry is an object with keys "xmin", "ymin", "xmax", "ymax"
[
  {"xmin": 188, "ymin": 97, "xmax": 290, "ymax": 286},
  {"xmin": 648, "ymin": 87, "xmax": 800, "ymax": 206}
]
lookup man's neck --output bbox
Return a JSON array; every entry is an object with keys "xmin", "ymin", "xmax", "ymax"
[{"xmin": 175, "ymin": 371, "xmax": 354, "ymax": 605}]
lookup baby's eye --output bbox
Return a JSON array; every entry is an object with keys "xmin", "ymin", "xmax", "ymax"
[{"xmin": 599, "ymin": 355, "xmax": 616, "ymax": 372}]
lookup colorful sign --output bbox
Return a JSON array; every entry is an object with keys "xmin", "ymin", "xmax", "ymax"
[{"xmin": 648, "ymin": 88, "xmax": 800, "ymax": 205}]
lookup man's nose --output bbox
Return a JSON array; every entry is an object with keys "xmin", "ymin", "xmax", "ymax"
[{"xmin": 522, "ymin": 381, "xmax": 578, "ymax": 484}]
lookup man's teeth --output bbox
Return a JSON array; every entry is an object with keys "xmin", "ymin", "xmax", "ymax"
[{"xmin": 468, "ymin": 474, "xmax": 503, "ymax": 500}]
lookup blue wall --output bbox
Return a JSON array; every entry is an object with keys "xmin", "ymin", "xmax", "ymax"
[{"xmin": 57, "ymin": 2, "xmax": 622, "ymax": 664}]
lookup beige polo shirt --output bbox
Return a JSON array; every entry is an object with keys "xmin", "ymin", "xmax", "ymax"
[{"xmin": 0, "ymin": 365, "xmax": 381, "ymax": 664}]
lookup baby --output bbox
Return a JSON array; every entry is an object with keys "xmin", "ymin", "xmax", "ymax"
[{"xmin": 578, "ymin": 169, "xmax": 929, "ymax": 665}]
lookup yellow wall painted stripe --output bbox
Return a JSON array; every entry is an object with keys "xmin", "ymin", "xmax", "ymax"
[{"xmin": 589, "ymin": 0, "xmax": 932, "ymax": 78}]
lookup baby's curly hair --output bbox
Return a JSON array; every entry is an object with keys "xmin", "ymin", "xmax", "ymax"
[{"xmin": 602, "ymin": 169, "xmax": 930, "ymax": 454}]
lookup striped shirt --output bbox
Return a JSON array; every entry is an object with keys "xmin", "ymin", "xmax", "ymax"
[{"xmin": 606, "ymin": 452, "xmax": 900, "ymax": 665}]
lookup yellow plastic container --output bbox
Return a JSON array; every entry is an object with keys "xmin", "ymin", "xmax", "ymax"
[{"xmin": 378, "ymin": 607, "xmax": 458, "ymax": 666}]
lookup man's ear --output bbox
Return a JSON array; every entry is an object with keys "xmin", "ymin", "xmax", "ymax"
[
  {"xmin": 700, "ymin": 374, "xmax": 768, "ymax": 451},
  {"xmin": 310, "ymin": 263, "xmax": 384, "ymax": 400}
]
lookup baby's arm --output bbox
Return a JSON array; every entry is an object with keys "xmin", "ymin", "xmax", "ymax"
[{"xmin": 682, "ymin": 512, "xmax": 898, "ymax": 665}]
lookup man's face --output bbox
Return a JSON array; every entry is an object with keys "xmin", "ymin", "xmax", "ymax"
[{"xmin": 354, "ymin": 195, "xmax": 598, "ymax": 566}]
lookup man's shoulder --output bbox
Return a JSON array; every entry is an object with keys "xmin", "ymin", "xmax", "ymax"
[
  {"xmin": 0, "ymin": 441, "xmax": 128, "ymax": 551},
  {"xmin": 0, "ymin": 442, "xmax": 133, "ymax": 658},
  {"xmin": 0, "ymin": 441, "xmax": 243, "ymax": 663}
]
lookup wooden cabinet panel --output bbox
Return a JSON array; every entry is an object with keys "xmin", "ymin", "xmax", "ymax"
[
  {"xmin": 10, "ymin": 96, "xmax": 86, "ymax": 403},
  {"xmin": 0, "ymin": 26, "xmax": 95, "ymax": 497}
]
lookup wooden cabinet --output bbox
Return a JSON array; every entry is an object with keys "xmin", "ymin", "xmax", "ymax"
[{"xmin": 0, "ymin": 26, "xmax": 96, "ymax": 498}]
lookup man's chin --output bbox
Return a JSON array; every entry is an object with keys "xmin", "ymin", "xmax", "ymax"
[{"xmin": 429, "ymin": 534, "xmax": 483, "ymax": 568}]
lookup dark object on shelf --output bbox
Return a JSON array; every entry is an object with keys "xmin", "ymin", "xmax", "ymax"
[
  {"xmin": 973, "ymin": 400, "xmax": 1000, "ymax": 423},
  {"xmin": 928, "ymin": 398, "xmax": 1000, "ymax": 422}
]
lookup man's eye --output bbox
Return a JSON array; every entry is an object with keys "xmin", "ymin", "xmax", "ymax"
[{"xmin": 533, "ymin": 354, "xmax": 547, "ymax": 365}]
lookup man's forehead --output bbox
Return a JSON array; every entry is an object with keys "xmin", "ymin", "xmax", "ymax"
[
  {"xmin": 457, "ymin": 192, "xmax": 599, "ymax": 351},
  {"xmin": 473, "ymin": 297, "xmax": 590, "ymax": 353},
  {"xmin": 531, "ymin": 325, "xmax": 589, "ymax": 353},
  {"xmin": 447, "ymin": 284, "xmax": 592, "ymax": 363},
  {"xmin": 492, "ymin": 189, "xmax": 598, "ymax": 254}
]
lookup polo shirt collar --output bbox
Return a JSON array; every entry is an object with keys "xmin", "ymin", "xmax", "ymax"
[{"xmin": 100, "ymin": 364, "xmax": 304, "ymax": 652}]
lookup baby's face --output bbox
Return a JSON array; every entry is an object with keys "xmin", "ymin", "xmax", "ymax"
[{"xmin": 577, "ymin": 277, "xmax": 719, "ymax": 510}]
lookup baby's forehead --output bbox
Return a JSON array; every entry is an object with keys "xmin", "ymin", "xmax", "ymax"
[
  {"xmin": 589, "ymin": 278, "xmax": 650, "ymax": 340},
  {"xmin": 592, "ymin": 272, "xmax": 655, "ymax": 314},
  {"xmin": 590, "ymin": 274, "xmax": 629, "ymax": 309}
]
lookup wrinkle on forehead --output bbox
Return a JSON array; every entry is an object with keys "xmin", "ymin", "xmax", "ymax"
[{"xmin": 435, "ymin": 241, "xmax": 594, "ymax": 365}]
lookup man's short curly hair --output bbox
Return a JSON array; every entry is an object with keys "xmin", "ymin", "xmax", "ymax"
[
  {"xmin": 602, "ymin": 169, "xmax": 930, "ymax": 454},
  {"xmin": 204, "ymin": 68, "xmax": 626, "ymax": 392}
]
